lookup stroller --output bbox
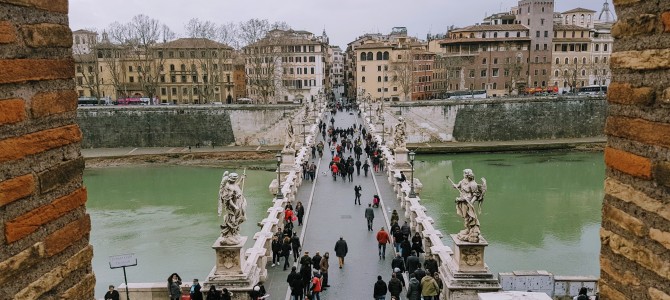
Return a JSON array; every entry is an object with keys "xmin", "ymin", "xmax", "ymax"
[{"xmin": 372, "ymin": 194, "xmax": 380, "ymax": 208}]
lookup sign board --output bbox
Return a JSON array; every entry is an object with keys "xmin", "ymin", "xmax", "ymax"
[{"xmin": 109, "ymin": 253, "xmax": 137, "ymax": 269}]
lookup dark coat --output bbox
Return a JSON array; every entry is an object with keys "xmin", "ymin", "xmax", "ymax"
[
  {"xmin": 271, "ymin": 239, "xmax": 282, "ymax": 254},
  {"xmin": 365, "ymin": 207, "xmax": 375, "ymax": 219},
  {"xmin": 391, "ymin": 256, "xmax": 406, "ymax": 273},
  {"xmin": 291, "ymin": 278, "xmax": 305, "ymax": 296},
  {"xmin": 424, "ymin": 258, "xmax": 439, "ymax": 275},
  {"xmin": 296, "ymin": 205, "xmax": 305, "ymax": 218},
  {"xmin": 104, "ymin": 290, "xmax": 120, "ymax": 300},
  {"xmin": 388, "ymin": 277, "xmax": 403, "ymax": 296},
  {"xmin": 281, "ymin": 242, "xmax": 292, "ymax": 257},
  {"xmin": 311, "ymin": 254, "xmax": 322, "ymax": 270},
  {"xmin": 400, "ymin": 240, "xmax": 412, "ymax": 258},
  {"xmin": 373, "ymin": 279, "xmax": 388, "ymax": 297},
  {"xmin": 300, "ymin": 255, "xmax": 312, "ymax": 268},
  {"xmin": 414, "ymin": 268, "xmax": 427, "ymax": 282},
  {"xmin": 205, "ymin": 290, "xmax": 221, "ymax": 300},
  {"xmin": 190, "ymin": 283, "xmax": 203, "ymax": 300},
  {"xmin": 334, "ymin": 239, "xmax": 348, "ymax": 257},
  {"xmin": 407, "ymin": 255, "xmax": 421, "ymax": 274},
  {"xmin": 406, "ymin": 278, "xmax": 421, "ymax": 300},
  {"xmin": 291, "ymin": 237, "xmax": 301, "ymax": 251},
  {"xmin": 287, "ymin": 270, "xmax": 301, "ymax": 288}
]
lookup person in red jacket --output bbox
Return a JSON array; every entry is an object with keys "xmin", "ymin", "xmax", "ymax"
[
  {"xmin": 376, "ymin": 227, "xmax": 391, "ymax": 259},
  {"xmin": 310, "ymin": 272, "xmax": 323, "ymax": 300},
  {"xmin": 330, "ymin": 163, "xmax": 339, "ymax": 181}
]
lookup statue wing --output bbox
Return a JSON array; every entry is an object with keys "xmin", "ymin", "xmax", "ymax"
[{"xmin": 218, "ymin": 171, "xmax": 229, "ymax": 217}]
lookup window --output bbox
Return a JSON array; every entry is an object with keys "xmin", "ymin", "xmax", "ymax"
[
  {"xmin": 555, "ymin": 70, "xmax": 559, "ymax": 77},
  {"xmin": 367, "ymin": 52, "xmax": 373, "ymax": 60},
  {"xmin": 469, "ymin": 69, "xmax": 475, "ymax": 78},
  {"xmin": 542, "ymin": 81, "xmax": 546, "ymax": 87},
  {"xmin": 311, "ymin": 68, "xmax": 314, "ymax": 74},
  {"xmin": 536, "ymin": 31, "xmax": 540, "ymax": 38},
  {"xmin": 583, "ymin": 57, "xmax": 587, "ymax": 64},
  {"xmin": 541, "ymin": 18, "xmax": 545, "ymax": 25},
  {"xmin": 393, "ymin": 87, "xmax": 398, "ymax": 92},
  {"xmin": 505, "ymin": 32, "xmax": 509, "ymax": 38},
  {"xmin": 482, "ymin": 58, "xmax": 487, "ymax": 64},
  {"xmin": 493, "ymin": 58, "xmax": 498, "ymax": 64},
  {"xmin": 378, "ymin": 66, "xmax": 382, "ymax": 71},
  {"xmin": 376, "ymin": 52, "xmax": 383, "ymax": 60},
  {"xmin": 170, "ymin": 75, "xmax": 176, "ymax": 82},
  {"xmin": 603, "ymin": 57, "xmax": 607, "ymax": 64},
  {"xmin": 556, "ymin": 58, "xmax": 560, "ymax": 64},
  {"xmin": 377, "ymin": 88, "xmax": 382, "ymax": 92},
  {"xmin": 377, "ymin": 76, "xmax": 381, "ymax": 82},
  {"xmin": 535, "ymin": 44, "xmax": 540, "ymax": 51},
  {"xmin": 480, "ymin": 69, "xmax": 487, "ymax": 77},
  {"xmin": 362, "ymin": 66, "xmax": 366, "ymax": 72},
  {"xmin": 384, "ymin": 76, "xmax": 388, "ymax": 82},
  {"xmin": 595, "ymin": 44, "xmax": 600, "ymax": 51},
  {"xmin": 494, "ymin": 32, "xmax": 498, "ymax": 38},
  {"xmin": 482, "ymin": 83, "xmax": 486, "ymax": 89},
  {"xmin": 362, "ymin": 76, "xmax": 366, "ymax": 82},
  {"xmin": 604, "ymin": 44, "xmax": 608, "ymax": 52},
  {"xmin": 544, "ymin": 31, "xmax": 548, "ymax": 38},
  {"xmin": 582, "ymin": 69, "xmax": 586, "ymax": 76},
  {"xmin": 179, "ymin": 51, "xmax": 185, "ymax": 58},
  {"xmin": 129, "ymin": 76, "xmax": 134, "ymax": 82},
  {"xmin": 181, "ymin": 75, "xmax": 186, "ymax": 82},
  {"xmin": 565, "ymin": 58, "xmax": 569, "ymax": 64},
  {"xmin": 492, "ymin": 68, "xmax": 499, "ymax": 77},
  {"xmin": 129, "ymin": 66, "xmax": 133, "ymax": 72},
  {"xmin": 383, "ymin": 51, "xmax": 389, "ymax": 60},
  {"xmin": 544, "ymin": 44, "xmax": 548, "ymax": 51},
  {"xmin": 504, "ymin": 69, "xmax": 510, "ymax": 76},
  {"xmin": 535, "ymin": 57, "xmax": 539, "ymax": 63},
  {"xmin": 534, "ymin": 70, "xmax": 538, "ymax": 76},
  {"xmin": 161, "ymin": 88, "xmax": 166, "ymax": 96},
  {"xmin": 160, "ymin": 75, "xmax": 165, "ymax": 83},
  {"xmin": 542, "ymin": 69, "xmax": 546, "ymax": 75}
]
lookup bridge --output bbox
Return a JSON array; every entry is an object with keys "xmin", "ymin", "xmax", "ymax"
[{"xmin": 119, "ymin": 102, "xmax": 597, "ymax": 300}]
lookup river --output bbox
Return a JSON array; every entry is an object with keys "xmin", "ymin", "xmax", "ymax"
[{"xmin": 86, "ymin": 151, "xmax": 603, "ymax": 298}]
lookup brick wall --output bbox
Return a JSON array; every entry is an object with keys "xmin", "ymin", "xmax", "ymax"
[
  {"xmin": 0, "ymin": 0, "xmax": 95, "ymax": 299},
  {"xmin": 601, "ymin": 1, "xmax": 670, "ymax": 299}
]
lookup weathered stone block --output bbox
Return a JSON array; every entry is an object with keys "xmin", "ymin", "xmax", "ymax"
[
  {"xmin": 649, "ymin": 228, "xmax": 670, "ymax": 250},
  {"xmin": 0, "ymin": 98, "xmax": 26, "ymax": 125},
  {"xmin": 611, "ymin": 14, "xmax": 658, "ymax": 38},
  {"xmin": 612, "ymin": 0, "xmax": 641, "ymax": 6},
  {"xmin": 599, "ymin": 282, "xmax": 628, "ymax": 300},
  {"xmin": 0, "ymin": 59, "xmax": 74, "ymax": 84},
  {"xmin": 600, "ymin": 256, "xmax": 641, "ymax": 286},
  {"xmin": 5, "ymin": 187, "xmax": 87, "ymax": 243},
  {"xmin": 0, "ymin": 0, "xmax": 68, "ymax": 13},
  {"xmin": 13, "ymin": 245, "xmax": 93, "ymax": 299},
  {"xmin": 20, "ymin": 23, "xmax": 71, "ymax": 48},
  {"xmin": 31, "ymin": 90, "xmax": 77, "ymax": 118},
  {"xmin": 38, "ymin": 157, "xmax": 83, "ymax": 193},
  {"xmin": 662, "ymin": 11, "xmax": 670, "ymax": 32},
  {"xmin": 605, "ymin": 178, "xmax": 670, "ymax": 222},
  {"xmin": 0, "ymin": 124, "xmax": 82, "ymax": 163},
  {"xmin": 606, "ymin": 116, "xmax": 670, "ymax": 149},
  {"xmin": 611, "ymin": 49, "xmax": 670, "ymax": 70},
  {"xmin": 604, "ymin": 147, "xmax": 652, "ymax": 179},
  {"xmin": 0, "ymin": 21, "xmax": 17, "ymax": 44},
  {"xmin": 603, "ymin": 203, "xmax": 646, "ymax": 236},
  {"xmin": 649, "ymin": 287, "xmax": 670, "ymax": 300},
  {"xmin": 61, "ymin": 273, "xmax": 95, "ymax": 299},
  {"xmin": 608, "ymin": 82, "xmax": 654, "ymax": 105},
  {"xmin": 44, "ymin": 214, "xmax": 90, "ymax": 257},
  {"xmin": 0, "ymin": 174, "xmax": 34, "ymax": 207},
  {"xmin": 654, "ymin": 161, "xmax": 670, "ymax": 188},
  {"xmin": 662, "ymin": 87, "xmax": 670, "ymax": 104},
  {"xmin": 601, "ymin": 229, "xmax": 670, "ymax": 280},
  {"xmin": 0, "ymin": 242, "xmax": 45, "ymax": 286}
]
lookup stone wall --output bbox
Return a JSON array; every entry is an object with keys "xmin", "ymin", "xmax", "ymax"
[
  {"xmin": 77, "ymin": 105, "xmax": 303, "ymax": 148},
  {"xmin": 0, "ymin": 0, "xmax": 95, "ymax": 299},
  {"xmin": 600, "ymin": 1, "xmax": 670, "ymax": 299},
  {"xmin": 386, "ymin": 97, "xmax": 606, "ymax": 143}
]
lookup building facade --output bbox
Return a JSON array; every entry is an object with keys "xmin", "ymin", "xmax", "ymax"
[
  {"xmin": 516, "ymin": 0, "xmax": 555, "ymax": 90},
  {"xmin": 74, "ymin": 36, "xmax": 235, "ymax": 104},
  {"xmin": 329, "ymin": 46, "xmax": 344, "ymax": 100},
  {"xmin": 243, "ymin": 29, "xmax": 329, "ymax": 104}
]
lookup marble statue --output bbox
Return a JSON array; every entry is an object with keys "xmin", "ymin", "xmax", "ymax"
[
  {"xmin": 450, "ymin": 169, "xmax": 487, "ymax": 243},
  {"xmin": 283, "ymin": 123, "xmax": 295, "ymax": 151},
  {"xmin": 393, "ymin": 117, "xmax": 407, "ymax": 150},
  {"xmin": 218, "ymin": 171, "xmax": 247, "ymax": 245}
]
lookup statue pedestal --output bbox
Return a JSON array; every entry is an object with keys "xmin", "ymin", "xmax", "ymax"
[
  {"xmin": 451, "ymin": 234, "xmax": 488, "ymax": 273},
  {"xmin": 394, "ymin": 148, "xmax": 409, "ymax": 164},
  {"xmin": 442, "ymin": 234, "xmax": 501, "ymax": 299},
  {"xmin": 281, "ymin": 149, "xmax": 296, "ymax": 166},
  {"xmin": 205, "ymin": 236, "xmax": 260, "ymax": 300},
  {"xmin": 213, "ymin": 236, "xmax": 248, "ymax": 276}
]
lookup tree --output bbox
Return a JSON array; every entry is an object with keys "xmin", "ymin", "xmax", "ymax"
[
  {"xmin": 240, "ymin": 19, "xmax": 291, "ymax": 104},
  {"xmin": 391, "ymin": 48, "xmax": 416, "ymax": 101},
  {"xmin": 560, "ymin": 57, "xmax": 590, "ymax": 93},
  {"xmin": 73, "ymin": 30, "xmax": 104, "ymax": 103}
]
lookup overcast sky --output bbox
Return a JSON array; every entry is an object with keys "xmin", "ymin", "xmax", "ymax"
[{"xmin": 70, "ymin": 0, "xmax": 613, "ymax": 48}]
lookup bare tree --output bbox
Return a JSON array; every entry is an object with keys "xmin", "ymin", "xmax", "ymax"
[
  {"xmin": 560, "ymin": 58, "xmax": 590, "ymax": 93},
  {"xmin": 100, "ymin": 22, "xmax": 130, "ymax": 99},
  {"xmin": 218, "ymin": 22, "xmax": 240, "ymax": 49},
  {"xmin": 391, "ymin": 48, "xmax": 416, "ymax": 101}
]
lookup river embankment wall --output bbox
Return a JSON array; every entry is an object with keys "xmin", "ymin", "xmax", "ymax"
[
  {"xmin": 383, "ymin": 96, "xmax": 606, "ymax": 143},
  {"xmin": 77, "ymin": 97, "xmax": 606, "ymax": 148},
  {"xmin": 76, "ymin": 105, "xmax": 302, "ymax": 148}
]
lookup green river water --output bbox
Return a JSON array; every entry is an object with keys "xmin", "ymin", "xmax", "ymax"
[{"xmin": 86, "ymin": 151, "xmax": 603, "ymax": 298}]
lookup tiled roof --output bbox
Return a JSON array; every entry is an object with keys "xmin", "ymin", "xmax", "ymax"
[
  {"xmin": 451, "ymin": 24, "xmax": 529, "ymax": 32},
  {"xmin": 563, "ymin": 7, "xmax": 597, "ymax": 14},
  {"xmin": 554, "ymin": 24, "xmax": 591, "ymax": 31}
]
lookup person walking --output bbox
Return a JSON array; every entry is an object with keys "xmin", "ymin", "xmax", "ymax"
[
  {"xmin": 363, "ymin": 161, "xmax": 370, "ymax": 177},
  {"xmin": 291, "ymin": 233, "xmax": 302, "ymax": 262},
  {"xmin": 271, "ymin": 235, "xmax": 281, "ymax": 267},
  {"xmin": 104, "ymin": 285, "xmax": 120, "ymax": 300},
  {"xmin": 388, "ymin": 273, "xmax": 403, "ymax": 300},
  {"xmin": 354, "ymin": 185, "xmax": 362, "ymax": 205},
  {"xmin": 355, "ymin": 159, "xmax": 362, "ymax": 176},
  {"xmin": 190, "ymin": 279, "xmax": 203, "ymax": 300},
  {"xmin": 365, "ymin": 204, "xmax": 375, "ymax": 231},
  {"xmin": 407, "ymin": 251, "xmax": 420, "ymax": 275},
  {"xmin": 376, "ymin": 227, "xmax": 391, "ymax": 259},
  {"xmin": 319, "ymin": 252, "xmax": 330, "ymax": 289},
  {"xmin": 334, "ymin": 236, "xmax": 348, "ymax": 268},
  {"xmin": 167, "ymin": 273, "xmax": 182, "ymax": 300},
  {"xmin": 391, "ymin": 253, "xmax": 406, "ymax": 275},
  {"xmin": 401, "ymin": 239, "xmax": 412, "ymax": 264},
  {"xmin": 420, "ymin": 272, "xmax": 440, "ymax": 300},
  {"xmin": 406, "ymin": 274, "xmax": 421, "ymax": 300},
  {"xmin": 310, "ymin": 272, "xmax": 323, "ymax": 300},
  {"xmin": 282, "ymin": 236, "xmax": 292, "ymax": 270},
  {"xmin": 300, "ymin": 262, "xmax": 312, "ymax": 296},
  {"xmin": 373, "ymin": 275, "xmax": 388, "ymax": 300},
  {"xmin": 287, "ymin": 266, "xmax": 303, "ymax": 300},
  {"xmin": 295, "ymin": 202, "xmax": 305, "ymax": 226},
  {"xmin": 300, "ymin": 251, "xmax": 312, "ymax": 269}
]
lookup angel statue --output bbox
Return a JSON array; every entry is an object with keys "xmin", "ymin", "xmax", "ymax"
[
  {"xmin": 283, "ymin": 123, "xmax": 296, "ymax": 152},
  {"xmin": 393, "ymin": 117, "xmax": 407, "ymax": 150},
  {"xmin": 448, "ymin": 169, "xmax": 487, "ymax": 243},
  {"xmin": 218, "ymin": 170, "xmax": 247, "ymax": 245}
]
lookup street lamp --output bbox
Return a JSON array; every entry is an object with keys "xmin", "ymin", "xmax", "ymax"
[
  {"xmin": 302, "ymin": 121, "xmax": 307, "ymax": 145},
  {"xmin": 380, "ymin": 116, "xmax": 385, "ymax": 145},
  {"xmin": 275, "ymin": 153, "xmax": 284, "ymax": 200},
  {"xmin": 408, "ymin": 150, "xmax": 417, "ymax": 198}
]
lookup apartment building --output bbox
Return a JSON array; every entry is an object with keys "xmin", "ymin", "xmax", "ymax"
[
  {"xmin": 243, "ymin": 29, "xmax": 329, "ymax": 104},
  {"xmin": 329, "ymin": 46, "xmax": 344, "ymax": 100}
]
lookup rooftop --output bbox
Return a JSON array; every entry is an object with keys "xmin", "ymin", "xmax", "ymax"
[
  {"xmin": 451, "ymin": 24, "xmax": 529, "ymax": 33},
  {"xmin": 563, "ymin": 7, "xmax": 597, "ymax": 14},
  {"xmin": 158, "ymin": 38, "xmax": 232, "ymax": 49}
]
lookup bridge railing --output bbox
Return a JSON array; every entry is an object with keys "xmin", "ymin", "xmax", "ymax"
[
  {"xmin": 246, "ymin": 106, "xmax": 323, "ymax": 283},
  {"xmin": 361, "ymin": 109, "xmax": 455, "ymax": 299}
]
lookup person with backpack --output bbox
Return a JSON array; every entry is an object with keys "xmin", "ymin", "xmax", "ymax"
[
  {"xmin": 373, "ymin": 275, "xmax": 388, "ymax": 300},
  {"xmin": 310, "ymin": 272, "xmax": 323, "ymax": 300}
]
